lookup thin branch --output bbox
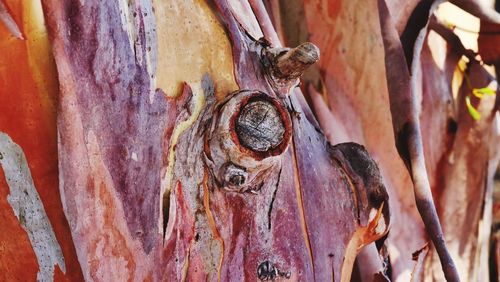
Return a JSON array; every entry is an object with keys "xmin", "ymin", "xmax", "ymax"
[
  {"xmin": 249, "ymin": 0, "xmax": 282, "ymax": 46},
  {"xmin": 428, "ymin": 17, "xmax": 477, "ymax": 61},
  {"xmin": 377, "ymin": 0, "xmax": 460, "ymax": 280}
]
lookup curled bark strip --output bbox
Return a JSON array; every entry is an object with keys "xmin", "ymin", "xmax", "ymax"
[
  {"xmin": 248, "ymin": 0, "xmax": 281, "ymax": 46},
  {"xmin": 399, "ymin": 0, "xmax": 434, "ymax": 69},
  {"xmin": 377, "ymin": 0, "xmax": 460, "ymax": 281},
  {"xmin": 410, "ymin": 243, "xmax": 429, "ymax": 282},
  {"xmin": 450, "ymin": 0, "xmax": 500, "ymax": 24}
]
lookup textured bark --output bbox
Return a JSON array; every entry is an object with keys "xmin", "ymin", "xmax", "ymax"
[
  {"xmin": 36, "ymin": 0, "xmax": 391, "ymax": 281},
  {"xmin": 274, "ymin": 0, "xmax": 500, "ymax": 281},
  {"xmin": 277, "ymin": 0, "xmax": 426, "ymax": 280},
  {"xmin": 1, "ymin": 0, "xmax": 498, "ymax": 281}
]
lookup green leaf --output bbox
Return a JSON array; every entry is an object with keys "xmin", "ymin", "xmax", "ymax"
[
  {"xmin": 472, "ymin": 87, "xmax": 496, "ymax": 98},
  {"xmin": 465, "ymin": 95, "xmax": 481, "ymax": 121}
]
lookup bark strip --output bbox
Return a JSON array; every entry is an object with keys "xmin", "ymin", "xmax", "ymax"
[{"xmin": 0, "ymin": 132, "xmax": 66, "ymax": 282}]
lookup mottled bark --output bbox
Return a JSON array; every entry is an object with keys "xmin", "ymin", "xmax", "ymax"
[
  {"xmin": 1, "ymin": 0, "xmax": 498, "ymax": 281},
  {"xmin": 36, "ymin": 0, "xmax": 391, "ymax": 281},
  {"xmin": 273, "ymin": 0, "xmax": 499, "ymax": 281},
  {"xmin": 0, "ymin": 1, "xmax": 83, "ymax": 281}
]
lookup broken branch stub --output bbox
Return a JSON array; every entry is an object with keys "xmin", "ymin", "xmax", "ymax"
[{"xmin": 263, "ymin": 42, "xmax": 320, "ymax": 86}]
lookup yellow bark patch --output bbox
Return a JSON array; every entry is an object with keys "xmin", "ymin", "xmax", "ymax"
[
  {"xmin": 153, "ymin": 0, "xmax": 238, "ymax": 100},
  {"xmin": 23, "ymin": 0, "xmax": 58, "ymax": 128},
  {"xmin": 161, "ymin": 82, "xmax": 205, "ymax": 199}
]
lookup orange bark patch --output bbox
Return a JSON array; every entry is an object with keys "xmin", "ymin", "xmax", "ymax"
[
  {"xmin": 0, "ymin": 0, "xmax": 82, "ymax": 280},
  {"xmin": 0, "ymin": 169, "xmax": 38, "ymax": 282}
]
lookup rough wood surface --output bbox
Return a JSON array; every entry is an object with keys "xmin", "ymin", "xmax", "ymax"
[
  {"xmin": 235, "ymin": 99, "xmax": 286, "ymax": 152},
  {"xmin": 36, "ymin": 0, "xmax": 392, "ymax": 281},
  {"xmin": 4, "ymin": 0, "xmax": 499, "ymax": 281},
  {"xmin": 278, "ymin": 0, "xmax": 426, "ymax": 279}
]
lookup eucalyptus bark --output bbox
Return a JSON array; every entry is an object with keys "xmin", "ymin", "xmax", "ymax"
[{"xmin": 1, "ymin": 0, "xmax": 499, "ymax": 281}]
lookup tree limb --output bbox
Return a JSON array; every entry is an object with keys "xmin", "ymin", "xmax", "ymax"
[{"xmin": 377, "ymin": 0, "xmax": 460, "ymax": 280}]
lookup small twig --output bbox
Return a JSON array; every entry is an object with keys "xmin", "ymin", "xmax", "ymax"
[{"xmin": 429, "ymin": 17, "xmax": 477, "ymax": 61}]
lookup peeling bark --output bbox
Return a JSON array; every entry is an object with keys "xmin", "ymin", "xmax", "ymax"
[
  {"xmin": 36, "ymin": 0, "xmax": 393, "ymax": 281},
  {"xmin": 0, "ymin": 132, "xmax": 66, "ymax": 281},
  {"xmin": 450, "ymin": 0, "xmax": 500, "ymax": 24},
  {"xmin": 423, "ymin": 61, "xmax": 499, "ymax": 282},
  {"xmin": 0, "ymin": 1, "xmax": 22, "ymax": 39},
  {"xmin": 3, "ymin": 0, "xmax": 496, "ymax": 281},
  {"xmin": 411, "ymin": 244, "xmax": 429, "ymax": 282},
  {"xmin": 0, "ymin": 1, "xmax": 83, "ymax": 281}
]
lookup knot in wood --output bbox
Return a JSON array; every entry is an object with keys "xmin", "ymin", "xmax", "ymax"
[
  {"xmin": 223, "ymin": 163, "xmax": 247, "ymax": 188},
  {"xmin": 236, "ymin": 99, "xmax": 285, "ymax": 152},
  {"xmin": 257, "ymin": 261, "xmax": 277, "ymax": 281}
]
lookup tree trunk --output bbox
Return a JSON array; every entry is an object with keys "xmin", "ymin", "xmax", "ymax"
[{"xmin": 0, "ymin": 0, "xmax": 498, "ymax": 281}]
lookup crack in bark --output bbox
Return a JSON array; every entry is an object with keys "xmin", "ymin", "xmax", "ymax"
[{"xmin": 267, "ymin": 166, "xmax": 282, "ymax": 230}]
